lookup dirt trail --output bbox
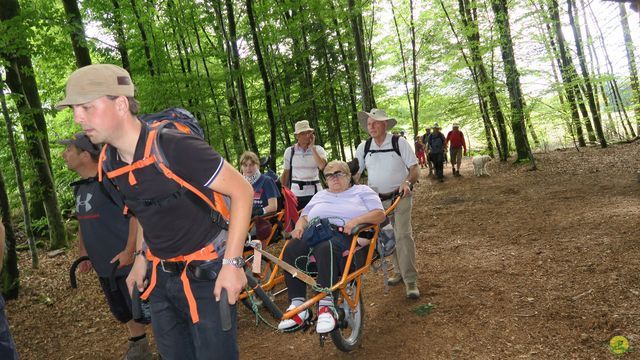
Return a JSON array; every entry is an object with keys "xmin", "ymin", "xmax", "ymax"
[{"xmin": 7, "ymin": 142, "xmax": 640, "ymax": 359}]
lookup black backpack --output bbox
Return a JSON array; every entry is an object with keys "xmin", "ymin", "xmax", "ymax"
[{"xmin": 363, "ymin": 134, "xmax": 402, "ymax": 158}]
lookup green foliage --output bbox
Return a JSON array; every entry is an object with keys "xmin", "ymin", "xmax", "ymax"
[{"xmin": 0, "ymin": 0, "xmax": 637, "ymax": 238}]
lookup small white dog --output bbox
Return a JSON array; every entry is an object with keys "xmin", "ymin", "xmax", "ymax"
[{"xmin": 472, "ymin": 155, "xmax": 492, "ymax": 176}]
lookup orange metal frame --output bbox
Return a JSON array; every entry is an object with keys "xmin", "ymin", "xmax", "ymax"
[{"xmin": 240, "ymin": 195, "xmax": 402, "ymax": 320}]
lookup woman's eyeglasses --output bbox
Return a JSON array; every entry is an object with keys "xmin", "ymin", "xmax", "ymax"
[{"xmin": 325, "ymin": 171, "xmax": 347, "ymax": 180}]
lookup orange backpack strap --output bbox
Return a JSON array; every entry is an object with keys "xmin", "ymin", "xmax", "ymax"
[{"xmin": 98, "ymin": 144, "xmax": 108, "ymax": 182}]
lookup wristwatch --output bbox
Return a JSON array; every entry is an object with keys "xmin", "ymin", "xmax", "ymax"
[{"xmin": 222, "ymin": 256, "xmax": 246, "ymax": 268}]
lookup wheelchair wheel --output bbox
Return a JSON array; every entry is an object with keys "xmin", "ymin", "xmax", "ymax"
[{"xmin": 330, "ymin": 282, "xmax": 364, "ymax": 352}]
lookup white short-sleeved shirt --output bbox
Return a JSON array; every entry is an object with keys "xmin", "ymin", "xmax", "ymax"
[
  {"xmin": 302, "ymin": 185, "xmax": 384, "ymax": 226},
  {"xmin": 283, "ymin": 144, "xmax": 327, "ymax": 197},
  {"xmin": 356, "ymin": 133, "xmax": 418, "ymax": 194}
]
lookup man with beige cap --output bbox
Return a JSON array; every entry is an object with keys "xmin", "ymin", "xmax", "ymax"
[
  {"xmin": 280, "ymin": 120, "xmax": 327, "ymax": 210},
  {"xmin": 353, "ymin": 109, "xmax": 421, "ymax": 299},
  {"xmin": 57, "ymin": 64, "xmax": 252, "ymax": 360}
]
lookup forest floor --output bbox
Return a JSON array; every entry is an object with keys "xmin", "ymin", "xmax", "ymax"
[{"xmin": 6, "ymin": 141, "xmax": 640, "ymax": 359}]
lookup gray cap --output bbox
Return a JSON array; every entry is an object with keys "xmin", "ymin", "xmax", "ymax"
[{"xmin": 57, "ymin": 133, "xmax": 101, "ymax": 155}]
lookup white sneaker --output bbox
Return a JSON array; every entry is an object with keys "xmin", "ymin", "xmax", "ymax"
[
  {"xmin": 316, "ymin": 306, "xmax": 336, "ymax": 334},
  {"xmin": 278, "ymin": 304, "xmax": 309, "ymax": 330}
]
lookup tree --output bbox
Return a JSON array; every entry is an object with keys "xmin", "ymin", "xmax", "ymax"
[
  {"xmin": 619, "ymin": 3, "xmax": 640, "ymax": 134},
  {"xmin": 246, "ymin": 0, "xmax": 277, "ymax": 168},
  {"xmin": 348, "ymin": 0, "xmax": 376, "ymax": 111},
  {"xmin": 567, "ymin": 0, "xmax": 607, "ymax": 147},
  {"xmin": 546, "ymin": 0, "xmax": 587, "ymax": 146},
  {"xmin": 61, "ymin": 0, "xmax": 92, "ymax": 67},
  {"xmin": 0, "ymin": 78, "xmax": 37, "ymax": 269},
  {"xmin": 490, "ymin": 0, "xmax": 534, "ymax": 163},
  {"xmin": 457, "ymin": 0, "xmax": 510, "ymax": 160},
  {"xmin": 0, "ymin": 0, "xmax": 68, "ymax": 249}
]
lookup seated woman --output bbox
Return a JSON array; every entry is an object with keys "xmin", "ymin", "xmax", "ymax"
[
  {"xmin": 278, "ymin": 160, "xmax": 385, "ymax": 333},
  {"xmin": 240, "ymin": 151, "xmax": 279, "ymax": 217}
]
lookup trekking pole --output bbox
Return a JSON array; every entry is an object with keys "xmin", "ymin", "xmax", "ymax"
[
  {"xmin": 108, "ymin": 260, "xmax": 120, "ymax": 292},
  {"xmin": 131, "ymin": 282, "xmax": 151, "ymax": 324},
  {"xmin": 219, "ymin": 288, "xmax": 232, "ymax": 332},
  {"xmin": 69, "ymin": 255, "xmax": 90, "ymax": 289}
]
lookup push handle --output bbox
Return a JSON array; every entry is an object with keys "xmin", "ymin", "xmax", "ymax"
[{"xmin": 219, "ymin": 288, "xmax": 232, "ymax": 332}]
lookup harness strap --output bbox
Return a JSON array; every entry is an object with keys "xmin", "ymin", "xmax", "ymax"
[
  {"xmin": 105, "ymin": 156, "xmax": 156, "ymax": 186},
  {"xmin": 141, "ymin": 243, "xmax": 219, "ymax": 323},
  {"xmin": 157, "ymin": 163, "xmax": 230, "ymax": 220}
]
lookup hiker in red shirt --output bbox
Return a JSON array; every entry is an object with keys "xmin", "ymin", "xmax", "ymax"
[{"xmin": 445, "ymin": 123, "xmax": 467, "ymax": 177}]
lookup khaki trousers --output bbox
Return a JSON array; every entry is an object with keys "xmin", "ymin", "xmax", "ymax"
[{"xmin": 384, "ymin": 195, "xmax": 418, "ymax": 284}]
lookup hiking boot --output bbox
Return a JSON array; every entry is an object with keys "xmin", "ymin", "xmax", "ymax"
[
  {"xmin": 278, "ymin": 304, "xmax": 309, "ymax": 330},
  {"xmin": 316, "ymin": 306, "xmax": 337, "ymax": 334},
  {"xmin": 388, "ymin": 273, "xmax": 403, "ymax": 286},
  {"xmin": 123, "ymin": 337, "xmax": 152, "ymax": 360},
  {"xmin": 406, "ymin": 282, "xmax": 420, "ymax": 299}
]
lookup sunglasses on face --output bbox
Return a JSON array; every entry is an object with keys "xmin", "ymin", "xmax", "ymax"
[{"xmin": 324, "ymin": 171, "xmax": 347, "ymax": 180}]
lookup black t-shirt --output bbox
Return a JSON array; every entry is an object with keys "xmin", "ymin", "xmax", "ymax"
[
  {"xmin": 73, "ymin": 177, "xmax": 131, "ymax": 278},
  {"xmin": 108, "ymin": 123, "xmax": 225, "ymax": 259}
]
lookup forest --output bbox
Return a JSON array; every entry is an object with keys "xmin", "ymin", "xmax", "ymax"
[{"xmin": 0, "ymin": 0, "xmax": 639, "ymax": 355}]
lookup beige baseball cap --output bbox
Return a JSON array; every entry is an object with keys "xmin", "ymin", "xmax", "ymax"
[{"xmin": 56, "ymin": 64, "xmax": 134, "ymax": 109}]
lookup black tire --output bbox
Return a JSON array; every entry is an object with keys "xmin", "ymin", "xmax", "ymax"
[{"xmin": 330, "ymin": 282, "xmax": 364, "ymax": 352}]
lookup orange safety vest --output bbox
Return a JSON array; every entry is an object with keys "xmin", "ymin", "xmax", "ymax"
[{"xmin": 98, "ymin": 122, "xmax": 231, "ymax": 323}]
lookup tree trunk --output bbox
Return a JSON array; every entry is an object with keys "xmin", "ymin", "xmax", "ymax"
[
  {"xmin": 619, "ymin": 3, "xmax": 640, "ymax": 134},
  {"xmin": 61, "ymin": 0, "xmax": 92, "ymax": 68},
  {"xmin": 409, "ymin": 0, "xmax": 420, "ymax": 136},
  {"xmin": 0, "ymin": 166, "xmax": 19, "ymax": 299},
  {"xmin": 0, "ymin": 79, "xmax": 37, "ymax": 269},
  {"xmin": 490, "ymin": 0, "xmax": 534, "ymax": 163},
  {"xmin": 586, "ymin": 1, "xmax": 636, "ymax": 137},
  {"xmin": 3, "ymin": 65, "xmax": 67, "ymax": 249},
  {"xmin": 246, "ymin": 0, "xmax": 277, "ymax": 168},
  {"xmin": 264, "ymin": 43, "xmax": 293, "ymax": 149},
  {"xmin": 440, "ymin": 0, "xmax": 502, "ymax": 157},
  {"xmin": 348, "ymin": 0, "xmax": 376, "ymax": 110},
  {"xmin": 329, "ymin": 0, "xmax": 361, "ymax": 150},
  {"xmin": 109, "ymin": 0, "xmax": 130, "ymax": 72},
  {"xmin": 390, "ymin": 1, "xmax": 414, "ymax": 128},
  {"xmin": 567, "ymin": 0, "xmax": 606, "ymax": 147},
  {"xmin": 546, "ymin": 0, "xmax": 587, "ymax": 146},
  {"xmin": 457, "ymin": 0, "xmax": 510, "ymax": 160},
  {"xmin": 189, "ymin": 17, "xmax": 230, "ymax": 160},
  {"xmin": 479, "ymin": 96, "xmax": 496, "ymax": 158},
  {"xmin": 0, "ymin": 1, "xmax": 67, "ymax": 249},
  {"xmin": 130, "ymin": 0, "xmax": 155, "ymax": 76},
  {"xmin": 207, "ymin": 1, "xmax": 245, "ymax": 161},
  {"xmin": 225, "ymin": 0, "xmax": 259, "ymax": 156}
]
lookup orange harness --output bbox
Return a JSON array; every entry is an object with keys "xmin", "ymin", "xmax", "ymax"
[
  {"xmin": 141, "ymin": 243, "xmax": 219, "ymax": 323},
  {"xmin": 98, "ymin": 122, "xmax": 231, "ymax": 324}
]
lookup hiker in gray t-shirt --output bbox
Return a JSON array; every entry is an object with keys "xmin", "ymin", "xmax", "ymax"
[{"xmin": 60, "ymin": 133, "xmax": 152, "ymax": 359}]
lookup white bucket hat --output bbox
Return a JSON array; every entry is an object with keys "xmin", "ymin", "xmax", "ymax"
[
  {"xmin": 293, "ymin": 120, "xmax": 314, "ymax": 135},
  {"xmin": 358, "ymin": 108, "xmax": 397, "ymax": 131},
  {"xmin": 433, "ymin": 122, "xmax": 441, "ymax": 129},
  {"xmin": 452, "ymin": 123, "xmax": 460, "ymax": 128}
]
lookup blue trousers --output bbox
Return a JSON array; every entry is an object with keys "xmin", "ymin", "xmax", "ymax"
[
  {"xmin": 149, "ymin": 261, "xmax": 238, "ymax": 360},
  {"xmin": 0, "ymin": 295, "xmax": 18, "ymax": 360}
]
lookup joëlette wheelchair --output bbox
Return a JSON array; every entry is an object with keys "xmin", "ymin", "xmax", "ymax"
[{"xmin": 239, "ymin": 192, "xmax": 402, "ymax": 352}]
